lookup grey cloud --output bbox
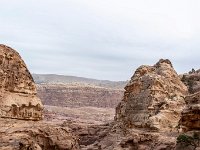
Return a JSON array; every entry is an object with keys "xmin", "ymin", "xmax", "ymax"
[{"xmin": 0, "ymin": 0, "xmax": 200, "ymax": 80}]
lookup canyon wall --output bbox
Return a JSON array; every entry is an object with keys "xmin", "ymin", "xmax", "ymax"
[
  {"xmin": 180, "ymin": 70, "xmax": 200, "ymax": 131},
  {"xmin": 36, "ymin": 83, "xmax": 124, "ymax": 108}
]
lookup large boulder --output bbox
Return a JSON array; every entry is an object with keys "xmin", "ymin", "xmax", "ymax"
[
  {"xmin": 115, "ymin": 59, "xmax": 188, "ymax": 130},
  {"xmin": 0, "ymin": 44, "xmax": 43, "ymax": 120}
]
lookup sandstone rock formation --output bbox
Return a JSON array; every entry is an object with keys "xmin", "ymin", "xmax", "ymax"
[
  {"xmin": 179, "ymin": 69, "xmax": 200, "ymax": 131},
  {"xmin": 0, "ymin": 44, "xmax": 43, "ymax": 120},
  {"xmin": 97, "ymin": 128, "xmax": 177, "ymax": 150},
  {"xmin": 180, "ymin": 92, "xmax": 200, "ymax": 131},
  {"xmin": 115, "ymin": 59, "xmax": 188, "ymax": 130},
  {"xmin": 0, "ymin": 118, "xmax": 80, "ymax": 150},
  {"xmin": 181, "ymin": 69, "xmax": 200, "ymax": 94}
]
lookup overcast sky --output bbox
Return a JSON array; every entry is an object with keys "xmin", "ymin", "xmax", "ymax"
[{"xmin": 0, "ymin": 0, "xmax": 200, "ymax": 81}]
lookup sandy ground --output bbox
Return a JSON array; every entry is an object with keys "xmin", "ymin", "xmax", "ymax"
[{"xmin": 44, "ymin": 105, "xmax": 115, "ymax": 125}]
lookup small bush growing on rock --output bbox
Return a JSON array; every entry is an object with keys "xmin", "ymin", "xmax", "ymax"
[
  {"xmin": 177, "ymin": 134, "xmax": 194, "ymax": 146},
  {"xmin": 177, "ymin": 132, "xmax": 200, "ymax": 148}
]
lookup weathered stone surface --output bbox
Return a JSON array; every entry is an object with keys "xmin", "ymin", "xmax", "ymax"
[
  {"xmin": 0, "ymin": 44, "xmax": 43, "ymax": 120},
  {"xmin": 181, "ymin": 69, "xmax": 200, "ymax": 94},
  {"xmin": 180, "ymin": 92, "xmax": 200, "ymax": 131},
  {"xmin": 179, "ymin": 69, "xmax": 200, "ymax": 131},
  {"xmin": 115, "ymin": 59, "xmax": 188, "ymax": 130},
  {"xmin": 0, "ymin": 118, "xmax": 80, "ymax": 150},
  {"xmin": 175, "ymin": 131, "xmax": 200, "ymax": 150},
  {"xmin": 89, "ymin": 127, "xmax": 177, "ymax": 150},
  {"xmin": 61, "ymin": 119, "xmax": 177, "ymax": 150}
]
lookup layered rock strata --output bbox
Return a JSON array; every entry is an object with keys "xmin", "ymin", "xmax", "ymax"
[
  {"xmin": 115, "ymin": 59, "xmax": 188, "ymax": 130},
  {"xmin": 181, "ymin": 69, "xmax": 200, "ymax": 94},
  {"xmin": 180, "ymin": 91, "xmax": 200, "ymax": 131},
  {"xmin": 179, "ymin": 70, "xmax": 200, "ymax": 131},
  {"xmin": 37, "ymin": 84, "xmax": 124, "ymax": 108},
  {"xmin": 0, "ymin": 44, "xmax": 43, "ymax": 120}
]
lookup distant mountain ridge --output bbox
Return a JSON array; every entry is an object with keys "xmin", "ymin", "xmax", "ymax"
[
  {"xmin": 32, "ymin": 74, "xmax": 127, "ymax": 108},
  {"xmin": 32, "ymin": 74, "xmax": 127, "ymax": 89}
]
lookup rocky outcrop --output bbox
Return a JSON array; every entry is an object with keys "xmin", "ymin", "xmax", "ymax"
[
  {"xmin": 61, "ymin": 121, "xmax": 112, "ymax": 149},
  {"xmin": 0, "ymin": 44, "xmax": 43, "ymax": 120},
  {"xmin": 179, "ymin": 91, "xmax": 200, "ymax": 131},
  {"xmin": 115, "ymin": 59, "xmax": 188, "ymax": 130},
  {"xmin": 181, "ymin": 69, "xmax": 200, "ymax": 94},
  {"xmin": 0, "ymin": 118, "xmax": 80, "ymax": 150},
  {"xmin": 97, "ymin": 128, "xmax": 177, "ymax": 150},
  {"xmin": 64, "ymin": 121, "xmax": 176, "ymax": 150},
  {"xmin": 179, "ymin": 69, "xmax": 200, "ymax": 131},
  {"xmin": 37, "ymin": 83, "xmax": 124, "ymax": 108}
]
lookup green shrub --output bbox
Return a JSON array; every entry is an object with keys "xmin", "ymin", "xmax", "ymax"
[
  {"xmin": 177, "ymin": 133, "xmax": 200, "ymax": 148},
  {"xmin": 177, "ymin": 134, "xmax": 194, "ymax": 145}
]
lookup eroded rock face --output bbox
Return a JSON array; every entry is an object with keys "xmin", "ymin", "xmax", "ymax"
[
  {"xmin": 179, "ymin": 70, "xmax": 200, "ymax": 131},
  {"xmin": 115, "ymin": 59, "xmax": 188, "ymax": 130},
  {"xmin": 97, "ymin": 128, "xmax": 177, "ymax": 150},
  {"xmin": 0, "ymin": 44, "xmax": 43, "ymax": 120},
  {"xmin": 0, "ymin": 119, "xmax": 80, "ymax": 150},
  {"xmin": 180, "ymin": 92, "xmax": 200, "ymax": 131},
  {"xmin": 181, "ymin": 69, "xmax": 200, "ymax": 94}
]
